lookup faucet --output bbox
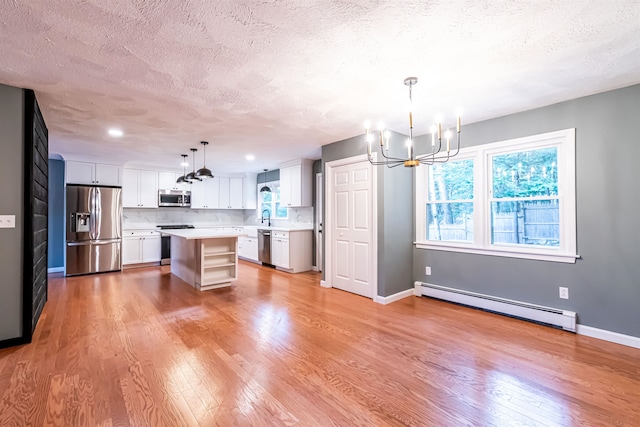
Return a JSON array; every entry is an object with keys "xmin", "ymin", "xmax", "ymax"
[{"xmin": 261, "ymin": 209, "xmax": 271, "ymax": 227}]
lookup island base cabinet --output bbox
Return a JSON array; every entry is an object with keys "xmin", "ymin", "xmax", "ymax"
[
  {"xmin": 197, "ymin": 238, "xmax": 238, "ymax": 290},
  {"xmin": 171, "ymin": 236, "xmax": 239, "ymax": 291}
]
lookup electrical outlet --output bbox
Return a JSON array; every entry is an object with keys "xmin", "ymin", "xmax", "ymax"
[
  {"xmin": 425, "ymin": 266, "xmax": 432, "ymax": 275},
  {"xmin": 0, "ymin": 215, "xmax": 16, "ymax": 229},
  {"xmin": 559, "ymin": 287, "xmax": 569, "ymax": 299}
]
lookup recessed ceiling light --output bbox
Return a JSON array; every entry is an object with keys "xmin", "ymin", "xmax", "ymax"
[
  {"xmin": 246, "ymin": 155, "xmax": 255, "ymax": 161},
  {"xmin": 108, "ymin": 128, "xmax": 123, "ymax": 137}
]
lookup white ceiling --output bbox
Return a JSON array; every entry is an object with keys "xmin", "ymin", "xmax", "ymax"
[{"xmin": 1, "ymin": 1, "xmax": 639, "ymax": 174}]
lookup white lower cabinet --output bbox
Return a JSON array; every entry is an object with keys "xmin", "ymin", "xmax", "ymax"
[
  {"xmin": 123, "ymin": 231, "xmax": 161, "ymax": 265},
  {"xmin": 272, "ymin": 232, "xmax": 290, "ymax": 269},
  {"xmin": 270, "ymin": 230, "xmax": 312, "ymax": 273},
  {"xmin": 238, "ymin": 236, "xmax": 259, "ymax": 262}
]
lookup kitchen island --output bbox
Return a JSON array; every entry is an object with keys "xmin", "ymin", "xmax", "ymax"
[{"xmin": 160, "ymin": 229, "xmax": 246, "ymax": 291}]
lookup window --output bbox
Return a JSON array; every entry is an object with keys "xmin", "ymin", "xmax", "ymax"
[
  {"xmin": 427, "ymin": 158, "xmax": 475, "ymax": 242},
  {"xmin": 416, "ymin": 129, "xmax": 577, "ymax": 263},
  {"xmin": 258, "ymin": 182, "xmax": 288, "ymax": 219}
]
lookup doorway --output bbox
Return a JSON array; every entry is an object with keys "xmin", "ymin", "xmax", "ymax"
[
  {"xmin": 325, "ymin": 155, "xmax": 376, "ymax": 298},
  {"xmin": 315, "ymin": 172, "xmax": 323, "ymax": 272}
]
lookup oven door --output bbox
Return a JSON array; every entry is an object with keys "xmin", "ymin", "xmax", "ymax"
[
  {"xmin": 160, "ymin": 235, "xmax": 171, "ymax": 265},
  {"xmin": 158, "ymin": 192, "xmax": 183, "ymax": 207}
]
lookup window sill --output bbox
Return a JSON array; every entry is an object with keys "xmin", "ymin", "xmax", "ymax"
[{"xmin": 414, "ymin": 242, "xmax": 579, "ymax": 264}]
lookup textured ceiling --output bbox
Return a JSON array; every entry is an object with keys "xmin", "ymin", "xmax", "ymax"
[{"xmin": 1, "ymin": 1, "xmax": 639, "ymax": 173}]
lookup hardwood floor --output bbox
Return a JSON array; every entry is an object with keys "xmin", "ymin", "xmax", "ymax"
[{"xmin": 1, "ymin": 261, "xmax": 639, "ymax": 426}]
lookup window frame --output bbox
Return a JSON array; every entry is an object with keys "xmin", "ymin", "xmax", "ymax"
[
  {"xmin": 415, "ymin": 128, "xmax": 577, "ymax": 263},
  {"xmin": 257, "ymin": 180, "xmax": 288, "ymax": 219},
  {"xmin": 424, "ymin": 152, "xmax": 479, "ymax": 244}
]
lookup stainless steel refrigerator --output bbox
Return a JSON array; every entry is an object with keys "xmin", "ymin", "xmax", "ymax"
[{"xmin": 66, "ymin": 185, "xmax": 123, "ymax": 276}]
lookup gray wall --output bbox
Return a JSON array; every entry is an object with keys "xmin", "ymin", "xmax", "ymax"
[
  {"xmin": 48, "ymin": 159, "xmax": 65, "ymax": 269},
  {"xmin": 412, "ymin": 84, "xmax": 640, "ymax": 337},
  {"xmin": 257, "ymin": 169, "xmax": 280, "ymax": 185},
  {"xmin": 322, "ymin": 131, "xmax": 414, "ymax": 297},
  {"xmin": 0, "ymin": 84, "xmax": 24, "ymax": 341}
]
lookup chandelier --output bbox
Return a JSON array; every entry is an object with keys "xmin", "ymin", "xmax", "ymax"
[{"xmin": 365, "ymin": 77, "xmax": 462, "ymax": 167}]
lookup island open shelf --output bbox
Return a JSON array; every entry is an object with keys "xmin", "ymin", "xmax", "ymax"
[{"xmin": 160, "ymin": 229, "xmax": 246, "ymax": 291}]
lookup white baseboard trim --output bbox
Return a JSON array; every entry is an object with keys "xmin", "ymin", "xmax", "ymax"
[
  {"xmin": 576, "ymin": 325, "xmax": 640, "ymax": 349},
  {"xmin": 47, "ymin": 267, "xmax": 64, "ymax": 273},
  {"xmin": 320, "ymin": 280, "xmax": 331, "ymax": 288},
  {"xmin": 373, "ymin": 288, "xmax": 414, "ymax": 305},
  {"xmin": 312, "ymin": 265, "xmax": 319, "ymax": 272}
]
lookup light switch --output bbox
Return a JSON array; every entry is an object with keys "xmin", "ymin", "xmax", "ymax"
[{"xmin": 0, "ymin": 215, "xmax": 16, "ymax": 228}]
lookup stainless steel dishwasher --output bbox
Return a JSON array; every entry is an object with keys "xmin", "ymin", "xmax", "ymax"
[{"xmin": 258, "ymin": 229, "xmax": 272, "ymax": 265}]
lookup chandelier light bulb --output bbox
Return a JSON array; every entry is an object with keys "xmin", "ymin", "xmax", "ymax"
[
  {"xmin": 435, "ymin": 113, "xmax": 443, "ymax": 124},
  {"xmin": 364, "ymin": 119, "xmax": 371, "ymax": 130},
  {"xmin": 377, "ymin": 121, "xmax": 385, "ymax": 131}
]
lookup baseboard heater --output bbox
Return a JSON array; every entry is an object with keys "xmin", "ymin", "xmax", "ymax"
[{"xmin": 415, "ymin": 282, "xmax": 576, "ymax": 332}]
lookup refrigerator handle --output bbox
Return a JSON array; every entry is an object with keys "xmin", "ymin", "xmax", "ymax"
[
  {"xmin": 90, "ymin": 187, "xmax": 97, "ymax": 240},
  {"xmin": 70, "ymin": 212, "xmax": 76, "ymax": 233}
]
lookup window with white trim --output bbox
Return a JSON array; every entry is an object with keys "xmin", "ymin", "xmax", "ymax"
[
  {"xmin": 416, "ymin": 129, "xmax": 577, "ymax": 263},
  {"xmin": 257, "ymin": 182, "xmax": 288, "ymax": 219}
]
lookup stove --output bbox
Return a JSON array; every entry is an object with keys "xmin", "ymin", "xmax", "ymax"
[
  {"xmin": 158, "ymin": 225, "xmax": 194, "ymax": 264},
  {"xmin": 158, "ymin": 224, "xmax": 195, "ymax": 230}
]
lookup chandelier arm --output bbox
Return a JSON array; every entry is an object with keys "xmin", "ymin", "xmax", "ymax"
[
  {"xmin": 368, "ymin": 153, "xmax": 404, "ymax": 166},
  {"xmin": 368, "ymin": 158, "xmax": 404, "ymax": 167},
  {"xmin": 378, "ymin": 147, "xmax": 406, "ymax": 162},
  {"xmin": 419, "ymin": 153, "xmax": 453, "ymax": 165}
]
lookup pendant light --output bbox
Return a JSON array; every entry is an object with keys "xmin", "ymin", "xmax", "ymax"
[
  {"xmin": 196, "ymin": 140, "xmax": 214, "ymax": 179},
  {"xmin": 259, "ymin": 168, "xmax": 271, "ymax": 192},
  {"xmin": 185, "ymin": 148, "xmax": 201, "ymax": 182},
  {"xmin": 176, "ymin": 154, "xmax": 189, "ymax": 184}
]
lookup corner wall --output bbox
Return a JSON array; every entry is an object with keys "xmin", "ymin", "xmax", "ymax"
[
  {"xmin": 412, "ymin": 84, "xmax": 640, "ymax": 337},
  {"xmin": 0, "ymin": 84, "xmax": 24, "ymax": 341},
  {"xmin": 322, "ymin": 131, "xmax": 413, "ymax": 297},
  {"xmin": 48, "ymin": 159, "xmax": 65, "ymax": 270}
]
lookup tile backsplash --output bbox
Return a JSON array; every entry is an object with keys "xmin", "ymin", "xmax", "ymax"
[
  {"xmin": 123, "ymin": 207, "xmax": 314, "ymax": 228},
  {"xmin": 123, "ymin": 208, "xmax": 245, "ymax": 228}
]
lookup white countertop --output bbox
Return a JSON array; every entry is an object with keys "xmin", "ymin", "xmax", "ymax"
[
  {"xmin": 159, "ymin": 229, "xmax": 247, "ymax": 240},
  {"xmin": 244, "ymin": 225, "xmax": 314, "ymax": 232},
  {"xmin": 124, "ymin": 224, "xmax": 314, "ymax": 232}
]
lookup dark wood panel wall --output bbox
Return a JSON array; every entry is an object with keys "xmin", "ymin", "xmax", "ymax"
[{"xmin": 23, "ymin": 90, "xmax": 48, "ymax": 340}]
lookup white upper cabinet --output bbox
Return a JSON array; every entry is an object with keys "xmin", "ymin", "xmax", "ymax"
[
  {"xmin": 123, "ymin": 169, "xmax": 158, "ymax": 208},
  {"xmin": 243, "ymin": 173, "xmax": 257, "ymax": 210},
  {"xmin": 158, "ymin": 172, "xmax": 191, "ymax": 191},
  {"xmin": 229, "ymin": 177, "xmax": 244, "ymax": 209},
  {"xmin": 66, "ymin": 161, "xmax": 121, "ymax": 186},
  {"xmin": 159, "ymin": 172, "xmax": 178, "ymax": 190},
  {"xmin": 279, "ymin": 159, "xmax": 313, "ymax": 207},
  {"xmin": 218, "ymin": 177, "xmax": 244, "ymax": 209},
  {"xmin": 190, "ymin": 177, "xmax": 220, "ymax": 209}
]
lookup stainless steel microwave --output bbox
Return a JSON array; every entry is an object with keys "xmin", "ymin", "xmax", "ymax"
[{"xmin": 158, "ymin": 190, "xmax": 191, "ymax": 207}]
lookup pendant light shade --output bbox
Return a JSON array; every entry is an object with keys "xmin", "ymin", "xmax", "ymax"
[
  {"xmin": 196, "ymin": 141, "xmax": 214, "ymax": 179},
  {"xmin": 259, "ymin": 168, "xmax": 271, "ymax": 192},
  {"xmin": 185, "ymin": 148, "xmax": 201, "ymax": 182},
  {"xmin": 176, "ymin": 154, "xmax": 189, "ymax": 184}
]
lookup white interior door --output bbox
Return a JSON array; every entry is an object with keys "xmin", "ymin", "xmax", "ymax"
[
  {"xmin": 316, "ymin": 173, "xmax": 323, "ymax": 272},
  {"xmin": 330, "ymin": 161, "xmax": 373, "ymax": 297}
]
